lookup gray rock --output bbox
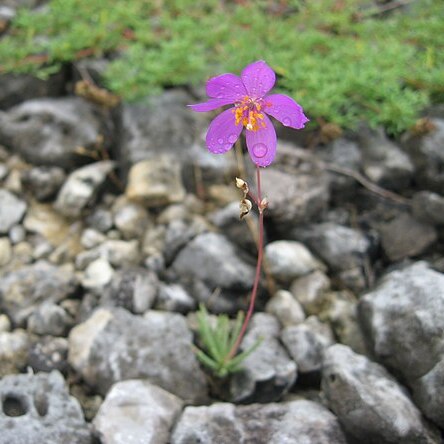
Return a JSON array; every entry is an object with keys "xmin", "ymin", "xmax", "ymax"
[
  {"xmin": 0, "ymin": 72, "xmax": 65, "ymax": 110},
  {"xmin": 118, "ymin": 90, "xmax": 199, "ymax": 174},
  {"xmin": 0, "ymin": 97, "xmax": 114, "ymax": 169},
  {"xmin": 291, "ymin": 222, "xmax": 371, "ymax": 274},
  {"xmin": 359, "ymin": 261, "xmax": 444, "ymax": 427},
  {"xmin": 101, "ymin": 268, "xmax": 158, "ymax": 314},
  {"xmin": 0, "ymin": 371, "xmax": 92, "ymax": 444},
  {"xmin": 0, "ymin": 314, "xmax": 11, "ymax": 332},
  {"xmin": 93, "ymin": 380, "xmax": 183, "ymax": 444},
  {"xmin": 164, "ymin": 218, "xmax": 206, "ymax": 264},
  {"xmin": 357, "ymin": 126, "xmax": 414, "ymax": 190},
  {"xmin": 412, "ymin": 191, "xmax": 444, "ymax": 225},
  {"xmin": 0, "ymin": 162, "xmax": 9, "ymax": 181},
  {"xmin": 27, "ymin": 302, "xmax": 71, "ymax": 336},
  {"xmin": 155, "ymin": 283, "xmax": 195, "ymax": 313},
  {"xmin": 320, "ymin": 138, "xmax": 362, "ymax": 198},
  {"xmin": 265, "ymin": 290, "xmax": 305, "ymax": 327},
  {"xmin": 264, "ymin": 240, "xmax": 325, "ymax": 283},
  {"xmin": 86, "ymin": 207, "xmax": 113, "ymax": 233},
  {"xmin": 209, "ymin": 202, "xmax": 258, "ymax": 252},
  {"xmin": 403, "ymin": 118, "xmax": 444, "ymax": 191},
  {"xmin": 80, "ymin": 258, "xmax": 114, "ymax": 291},
  {"xmin": 322, "ymin": 344, "xmax": 440, "ymax": 444},
  {"xmin": 80, "ymin": 228, "xmax": 107, "ymax": 249},
  {"xmin": 379, "ymin": 213, "xmax": 437, "ymax": 261},
  {"xmin": 261, "ymin": 168, "xmax": 330, "ymax": 229},
  {"xmin": 9, "ymin": 224, "xmax": 25, "ymax": 244},
  {"xmin": 171, "ymin": 400, "xmax": 347, "ymax": 444},
  {"xmin": 98, "ymin": 239, "xmax": 140, "ymax": 267},
  {"xmin": 0, "ymin": 329, "xmax": 29, "ymax": 377},
  {"xmin": 55, "ymin": 160, "xmax": 115, "ymax": 218},
  {"xmin": 125, "ymin": 156, "xmax": 186, "ymax": 207},
  {"xmin": 187, "ymin": 141, "xmax": 238, "ymax": 186},
  {"xmin": 28, "ymin": 336, "xmax": 69, "ymax": 373},
  {"xmin": 21, "ymin": 166, "xmax": 66, "ymax": 201},
  {"xmin": 112, "ymin": 197, "xmax": 150, "ymax": 240},
  {"xmin": 230, "ymin": 313, "xmax": 297, "ymax": 403},
  {"xmin": 0, "ymin": 237, "xmax": 12, "ymax": 267},
  {"xmin": 68, "ymin": 308, "xmax": 208, "ymax": 404},
  {"xmin": 327, "ymin": 294, "xmax": 367, "ymax": 355},
  {"xmin": 0, "ymin": 260, "xmax": 77, "ymax": 326},
  {"xmin": 23, "ymin": 201, "xmax": 73, "ymax": 248},
  {"xmin": 0, "ymin": 189, "xmax": 27, "ymax": 234},
  {"xmin": 0, "ymin": 6, "xmax": 15, "ymax": 21},
  {"xmin": 172, "ymin": 232, "xmax": 255, "ymax": 291},
  {"xmin": 282, "ymin": 316, "xmax": 334, "ymax": 374},
  {"xmin": 290, "ymin": 270, "xmax": 331, "ymax": 316}
]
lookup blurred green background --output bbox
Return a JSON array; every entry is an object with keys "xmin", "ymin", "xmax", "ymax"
[{"xmin": 1, "ymin": 0, "xmax": 443, "ymax": 134}]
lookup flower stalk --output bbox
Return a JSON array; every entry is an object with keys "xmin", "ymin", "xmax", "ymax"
[
  {"xmin": 190, "ymin": 60, "xmax": 307, "ymax": 378},
  {"xmin": 227, "ymin": 165, "xmax": 266, "ymax": 360}
]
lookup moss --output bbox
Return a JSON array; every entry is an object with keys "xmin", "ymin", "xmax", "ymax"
[{"xmin": 0, "ymin": 0, "xmax": 442, "ymax": 134}]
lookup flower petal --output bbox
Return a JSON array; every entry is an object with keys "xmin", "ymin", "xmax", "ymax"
[
  {"xmin": 206, "ymin": 108, "xmax": 242, "ymax": 154},
  {"xmin": 264, "ymin": 94, "xmax": 309, "ymax": 129},
  {"xmin": 245, "ymin": 114, "xmax": 277, "ymax": 167},
  {"xmin": 188, "ymin": 98, "xmax": 235, "ymax": 112},
  {"xmin": 206, "ymin": 73, "xmax": 247, "ymax": 101},
  {"xmin": 241, "ymin": 60, "xmax": 276, "ymax": 99}
]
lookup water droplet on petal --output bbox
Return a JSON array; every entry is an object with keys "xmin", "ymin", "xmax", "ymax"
[
  {"xmin": 218, "ymin": 138, "xmax": 224, "ymax": 144},
  {"xmin": 282, "ymin": 117, "xmax": 291, "ymax": 126},
  {"xmin": 217, "ymin": 94, "xmax": 224, "ymax": 98},
  {"xmin": 235, "ymin": 85, "xmax": 240, "ymax": 89},
  {"xmin": 252, "ymin": 143, "xmax": 268, "ymax": 158},
  {"xmin": 228, "ymin": 134, "xmax": 237, "ymax": 143},
  {"xmin": 224, "ymin": 144, "xmax": 232, "ymax": 150}
]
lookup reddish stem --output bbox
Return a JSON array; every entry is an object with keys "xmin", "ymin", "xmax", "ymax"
[{"xmin": 227, "ymin": 165, "xmax": 264, "ymax": 359}]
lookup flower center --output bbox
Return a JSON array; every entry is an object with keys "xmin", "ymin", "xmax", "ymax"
[{"xmin": 233, "ymin": 96, "xmax": 266, "ymax": 132}]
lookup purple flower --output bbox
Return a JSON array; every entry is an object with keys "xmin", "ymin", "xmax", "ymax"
[{"xmin": 189, "ymin": 60, "xmax": 309, "ymax": 167}]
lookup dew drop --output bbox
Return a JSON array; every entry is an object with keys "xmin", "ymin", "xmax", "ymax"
[
  {"xmin": 224, "ymin": 144, "xmax": 232, "ymax": 150},
  {"xmin": 282, "ymin": 117, "xmax": 291, "ymax": 126},
  {"xmin": 252, "ymin": 143, "xmax": 268, "ymax": 158},
  {"xmin": 235, "ymin": 85, "xmax": 240, "ymax": 89},
  {"xmin": 218, "ymin": 138, "xmax": 224, "ymax": 144},
  {"xmin": 217, "ymin": 94, "xmax": 224, "ymax": 98},
  {"xmin": 228, "ymin": 134, "xmax": 237, "ymax": 143}
]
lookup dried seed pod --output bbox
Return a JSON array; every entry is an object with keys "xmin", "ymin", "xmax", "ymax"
[
  {"xmin": 235, "ymin": 177, "xmax": 249, "ymax": 194},
  {"xmin": 239, "ymin": 198, "xmax": 252, "ymax": 219}
]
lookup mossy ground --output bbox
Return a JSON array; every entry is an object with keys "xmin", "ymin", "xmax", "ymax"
[{"xmin": 1, "ymin": 0, "xmax": 443, "ymax": 134}]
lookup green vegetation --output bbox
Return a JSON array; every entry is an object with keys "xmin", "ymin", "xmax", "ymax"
[
  {"xmin": 194, "ymin": 304, "xmax": 261, "ymax": 378},
  {"xmin": 1, "ymin": 0, "xmax": 443, "ymax": 133}
]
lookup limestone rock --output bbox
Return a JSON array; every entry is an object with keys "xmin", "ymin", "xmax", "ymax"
[
  {"xmin": 229, "ymin": 313, "xmax": 297, "ymax": 403},
  {"xmin": 55, "ymin": 161, "xmax": 115, "ymax": 218},
  {"xmin": 68, "ymin": 308, "xmax": 208, "ymax": 404},
  {"xmin": 379, "ymin": 213, "xmax": 438, "ymax": 261},
  {"xmin": 322, "ymin": 344, "xmax": 440, "ymax": 443},
  {"xmin": 359, "ymin": 262, "xmax": 444, "ymax": 427},
  {"xmin": 0, "ymin": 189, "xmax": 26, "ymax": 234},
  {"xmin": 93, "ymin": 380, "xmax": 183, "ymax": 444},
  {"xmin": 0, "ymin": 371, "xmax": 92, "ymax": 444},
  {"xmin": 125, "ymin": 156, "xmax": 185, "ymax": 207},
  {"xmin": 171, "ymin": 400, "xmax": 347, "ymax": 444},
  {"xmin": 0, "ymin": 97, "xmax": 114, "ymax": 169},
  {"xmin": 0, "ymin": 260, "xmax": 77, "ymax": 326},
  {"xmin": 264, "ymin": 240, "xmax": 325, "ymax": 283}
]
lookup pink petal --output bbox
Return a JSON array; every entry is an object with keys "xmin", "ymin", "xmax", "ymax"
[
  {"xmin": 206, "ymin": 108, "xmax": 242, "ymax": 154},
  {"xmin": 188, "ymin": 98, "xmax": 235, "ymax": 112},
  {"xmin": 206, "ymin": 73, "xmax": 247, "ymax": 101},
  {"xmin": 241, "ymin": 60, "xmax": 276, "ymax": 99},
  {"xmin": 264, "ymin": 94, "xmax": 309, "ymax": 129},
  {"xmin": 245, "ymin": 114, "xmax": 277, "ymax": 167}
]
